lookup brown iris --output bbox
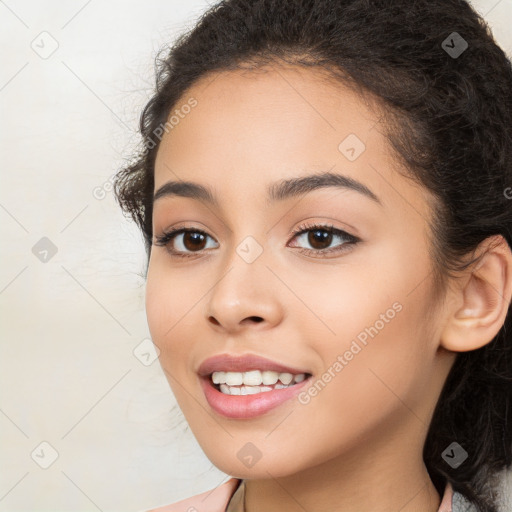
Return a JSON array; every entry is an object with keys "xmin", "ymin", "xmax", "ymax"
[
  {"xmin": 183, "ymin": 231, "xmax": 207, "ymax": 251},
  {"xmin": 308, "ymin": 228, "xmax": 333, "ymax": 250}
]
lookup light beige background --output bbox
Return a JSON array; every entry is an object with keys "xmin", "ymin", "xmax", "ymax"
[{"xmin": 1, "ymin": 1, "xmax": 511, "ymax": 511}]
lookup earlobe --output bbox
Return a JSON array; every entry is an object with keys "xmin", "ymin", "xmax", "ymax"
[{"xmin": 440, "ymin": 235, "xmax": 512, "ymax": 352}]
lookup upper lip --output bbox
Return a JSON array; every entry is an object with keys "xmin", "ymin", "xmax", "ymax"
[{"xmin": 197, "ymin": 353, "xmax": 312, "ymax": 377}]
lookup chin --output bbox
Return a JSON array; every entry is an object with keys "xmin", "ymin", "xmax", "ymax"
[{"xmin": 203, "ymin": 447, "xmax": 308, "ymax": 480}]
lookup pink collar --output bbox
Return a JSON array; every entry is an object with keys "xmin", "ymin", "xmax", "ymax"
[{"xmin": 146, "ymin": 477, "xmax": 456, "ymax": 511}]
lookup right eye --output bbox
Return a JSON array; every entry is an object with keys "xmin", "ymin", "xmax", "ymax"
[{"xmin": 153, "ymin": 227, "xmax": 219, "ymax": 258}]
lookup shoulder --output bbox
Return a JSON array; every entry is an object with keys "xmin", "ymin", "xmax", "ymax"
[
  {"xmin": 144, "ymin": 476, "xmax": 481, "ymax": 512},
  {"xmin": 145, "ymin": 478, "xmax": 242, "ymax": 512},
  {"xmin": 438, "ymin": 480, "xmax": 480, "ymax": 512}
]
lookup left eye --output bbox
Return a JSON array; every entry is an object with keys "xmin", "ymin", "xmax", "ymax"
[
  {"xmin": 288, "ymin": 223, "xmax": 360, "ymax": 256},
  {"xmin": 153, "ymin": 223, "xmax": 360, "ymax": 258}
]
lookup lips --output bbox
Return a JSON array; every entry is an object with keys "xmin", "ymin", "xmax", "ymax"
[
  {"xmin": 199, "ymin": 369, "xmax": 312, "ymax": 419},
  {"xmin": 197, "ymin": 353, "xmax": 312, "ymax": 377},
  {"xmin": 197, "ymin": 353, "xmax": 314, "ymax": 418}
]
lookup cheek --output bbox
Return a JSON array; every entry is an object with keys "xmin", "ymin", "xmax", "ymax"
[
  {"xmin": 145, "ymin": 258, "xmax": 197, "ymax": 364},
  {"xmin": 145, "ymin": 264, "xmax": 172, "ymax": 351},
  {"xmin": 283, "ymin": 243, "xmax": 437, "ymax": 429},
  {"xmin": 145, "ymin": 265, "xmax": 202, "ymax": 417}
]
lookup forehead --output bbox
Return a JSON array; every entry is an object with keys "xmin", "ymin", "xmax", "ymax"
[
  {"xmin": 153, "ymin": 64, "xmax": 434, "ymax": 223},
  {"xmin": 155, "ymin": 65, "xmax": 377, "ymax": 177}
]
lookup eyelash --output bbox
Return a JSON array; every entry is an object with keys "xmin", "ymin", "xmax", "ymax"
[{"xmin": 153, "ymin": 222, "xmax": 361, "ymax": 259}]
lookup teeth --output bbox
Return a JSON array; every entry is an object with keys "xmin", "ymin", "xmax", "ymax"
[
  {"xmin": 212, "ymin": 372, "xmax": 225, "ymax": 384},
  {"xmin": 279, "ymin": 372, "xmax": 293, "ymax": 385},
  {"xmin": 243, "ymin": 370, "xmax": 262, "ymax": 386},
  {"xmin": 219, "ymin": 384, "xmax": 279, "ymax": 395},
  {"xmin": 262, "ymin": 371, "xmax": 279, "ymax": 385},
  {"xmin": 225, "ymin": 372, "xmax": 243, "ymax": 386},
  {"xmin": 212, "ymin": 370, "xmax": 310, "ymax": 395},
  {"xmin": 211, "ymin": 370, "xmax": 308, "ymax": 386}
]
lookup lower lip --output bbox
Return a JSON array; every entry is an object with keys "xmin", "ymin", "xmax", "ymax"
[{"xmin": 200, "ymin": 375, "xmax": 312, "ymax": 419}]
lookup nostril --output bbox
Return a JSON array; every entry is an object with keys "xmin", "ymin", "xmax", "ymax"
[{"xmin": 208, "ymin": 315, "xmax": 264, "ymax": 327}]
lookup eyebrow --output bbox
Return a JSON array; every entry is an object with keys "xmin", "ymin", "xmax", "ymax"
[{"xmin": 153, "ymin": 171, "xmax": 382, "ymax": 207}]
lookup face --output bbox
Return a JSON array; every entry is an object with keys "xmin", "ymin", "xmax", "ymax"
[{"xmin": 146, "ymin": 64, "xmax": 453, "ymax": 478}]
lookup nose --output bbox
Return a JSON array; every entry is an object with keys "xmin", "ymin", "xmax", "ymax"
[{"xmin": 204, "ymin": 250, "xmax": 284, "ymax": 333}]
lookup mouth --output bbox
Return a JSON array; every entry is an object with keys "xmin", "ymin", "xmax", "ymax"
[
  {"xmin": 208, "ymin": 369, "xmax": 312, "ymax": 395},
  {"xmin": 197, "ymin": 353, "xmax": 314, "ymax": 418},
  {"xmin": 199, "ymin": 370, "xmax": 313, "ymax": 419}
]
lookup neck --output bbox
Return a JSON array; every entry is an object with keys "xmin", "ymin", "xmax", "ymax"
[{"xmin": 243, "ymin": 421, "xmax": 441, "ymax": 512}]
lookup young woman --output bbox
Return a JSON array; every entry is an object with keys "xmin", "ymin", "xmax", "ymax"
[{"xmin": 113, "ymin": 1, "xmax": 512, "ymax": 511}]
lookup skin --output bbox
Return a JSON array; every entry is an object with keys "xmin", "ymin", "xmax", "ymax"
[{"xmin": 145, "ymin": 64, "xmax": 512, "ymax": 512}]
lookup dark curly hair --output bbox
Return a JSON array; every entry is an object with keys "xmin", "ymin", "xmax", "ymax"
[{"xmin": 113, "ymin": 1, "xmax": 512, "ymax": 510}]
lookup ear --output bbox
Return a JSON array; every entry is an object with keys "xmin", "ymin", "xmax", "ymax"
[{"xmin": 440, "ymin": 235, "xmax": 512, "ymax": 352}]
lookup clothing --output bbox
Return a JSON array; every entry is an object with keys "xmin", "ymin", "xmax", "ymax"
[{"xmin": 145, "ymin": 477, "xmax": 478, "ymax": 512}]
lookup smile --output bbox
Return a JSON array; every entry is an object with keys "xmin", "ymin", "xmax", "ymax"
[
  {"xmin": 212, "ymin": 370, "xmax": 308, "ymax": 395},
  {"xmin": 200, "ymin": 371, "xmax": 313, "ymax": 418}
]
